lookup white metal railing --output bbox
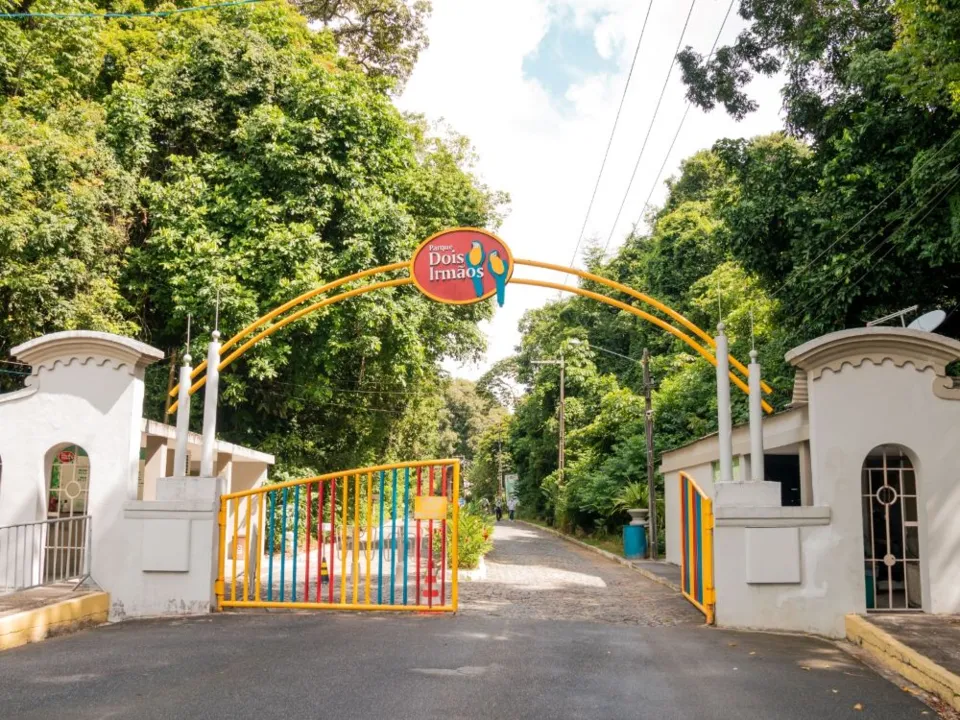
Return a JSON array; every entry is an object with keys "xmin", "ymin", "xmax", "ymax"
[{"xmin": 0, "ymin": 515, "xmax": 92, "ymax": 593}]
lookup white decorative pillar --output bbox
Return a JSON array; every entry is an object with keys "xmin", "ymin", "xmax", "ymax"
[
  {"xmin": 199, "ymin": 331, "xmax": 221, "ymax": 477},
  {"xmin": 173, "ymin": 353, "xmax": 193, "ymax": 477},
  {"xmin": 748, "ymin": 349, "xmax": 765, "ymax": 482},
  {"xmin": 715, "ymin": 323, "xmax": 734, "ymax": 483}
]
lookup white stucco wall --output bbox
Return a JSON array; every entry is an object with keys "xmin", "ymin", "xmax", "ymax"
[
  {"xmin": 0, "ymin": 331, "xmax": 277, "ymax": 619},
  {"xmin": 660, "ymin": 328, "xmax": 960, "ymax": 637},
  {"xmin": 115, "ymin": 498, "xmax": 219, "ymax": 617},
  {"xmin": 0, "ymin": 334, "xmax": 162, "ymax": 601},
  {"xmin": 807, "ymin": 359, "xmax": 960, "ymax": 615},
  {"xmin": 711, "ymin": 504, "xmax": 839, "ymax": 636}
]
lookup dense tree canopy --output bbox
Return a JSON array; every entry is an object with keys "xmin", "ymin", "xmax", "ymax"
[
  {"xmin": 297, "ymin": 0, "xmax": 431, "ymax": 86},
  {"xmin": 0, "ymin": 0, "xmax": 506, "ymax": 473},
  {"xmin": 3, "ymin": 0, "xmax": 959, "ymax": 546},
  {"xmin": 502, "ymin": 0, "xmax": 960, "ymax": 538}
]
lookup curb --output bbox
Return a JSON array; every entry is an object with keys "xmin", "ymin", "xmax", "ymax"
[
  {"xmin": 516, "ymin": 520, "xmax": 681, "ymax": 593},
  {"xmin": 458, "ymin": 555, "xmax": 487, "ymax": 582},
  {"xmin": 0, "ymin": 591, "xmax": 109, "ymax": 652},
  {"xmin": 845, "ymin": 614, "xmax": 960, "ymax": 712}
]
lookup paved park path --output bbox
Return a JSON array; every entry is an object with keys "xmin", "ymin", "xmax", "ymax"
[
  {"xmin": 460, "ymin": 521, "xmax": 702, "ymax": 625},
  {"xmin": 0, "ymin": 522, "xmax": 936, "ymax": 719}
]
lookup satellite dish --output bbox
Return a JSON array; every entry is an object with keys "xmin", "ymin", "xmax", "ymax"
[{"xmin": 907, "ymin": 309, "xmax": 946, "ymax": 332}]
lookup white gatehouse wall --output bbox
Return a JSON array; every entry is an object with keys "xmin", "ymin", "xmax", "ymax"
[
  {"xmin": 662, "ymin": 327, "xmax": 960, "ymax": 637},
  {"xmin": 0, "ymin": 331, "xmax": 273, "ymax": 619}
]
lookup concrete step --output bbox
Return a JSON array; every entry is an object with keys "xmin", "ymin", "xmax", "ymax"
[
  {"xmin": 846, "ymin": 613, "xmax": 960, "ymax": 713},
  {"xmin": 0, "ymin": 583, "xmax": 108, "ymax": 651}
]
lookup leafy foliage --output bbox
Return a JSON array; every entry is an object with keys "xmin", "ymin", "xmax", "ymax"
[
  {"xmin": 433, "ymin": 502, "xmax": 492, "ymax": 570},
  {"xmin": 298, "ymin": 0, "xmax": 432, "ymax": 87},
  {"xmin": 0, "ymin": 0, "xmax": 506, "ymax": 472}
]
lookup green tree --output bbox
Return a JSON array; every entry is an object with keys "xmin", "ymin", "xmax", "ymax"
[
  {"xmin": 297, "ymin": 0, "xmax": 432, "ymax": 86},
  {"xmin": 676, "ymin": 1, "xmax": 960, "ymax": 331},
  {"xmin": 0, "ymin": 0, "xmax": 507, "ymax": 475},
  {"xmin": 890, "ymin": 0, "xmax": 960, "ymax": 113}
]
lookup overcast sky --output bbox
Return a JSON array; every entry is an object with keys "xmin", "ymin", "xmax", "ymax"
[{"xmin": 398, "ymin": 0, "xmax": 785, "ymax": 379}]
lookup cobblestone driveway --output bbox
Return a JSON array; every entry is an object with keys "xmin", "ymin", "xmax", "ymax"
[{"xmin": 459, "ymin": 522, "xmax": 703, "ymax": 626}]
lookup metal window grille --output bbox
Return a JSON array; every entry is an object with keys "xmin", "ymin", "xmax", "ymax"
[{"xmin": 862, "ymin": 446, "xmax": 921, "ymax": 611}]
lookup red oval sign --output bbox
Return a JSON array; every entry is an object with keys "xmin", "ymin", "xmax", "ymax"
[
  {"xmin": 411, "ymin": 228, "xmax": 513, "ymax": 306},
  {"xmin": 58, "ymin": 450, "xmax": 75, "ymax": 464}
]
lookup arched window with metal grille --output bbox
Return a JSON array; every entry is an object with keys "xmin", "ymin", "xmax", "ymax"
[{"xmin": 862, "ymin": 445, "xmax": 922, "ymax": 611}]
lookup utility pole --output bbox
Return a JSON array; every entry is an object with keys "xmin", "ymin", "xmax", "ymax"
[
  {"xmin": 497, "ymin": 421, "xmax": 504, "ymax": 498},
  {"xmin": 643, "ymin": 349, "xmax": 658, "ymax": 559},
  {"xmin": 558, "ymin": 351, "xmax": 565, "ymax": 486},
  {"xmin": 164, "ymin": 348, "xmax": 178, "ymax": 418},
  {"xmin": 531, "ymin": 352, "xmax": 567, "ymax": 486}
]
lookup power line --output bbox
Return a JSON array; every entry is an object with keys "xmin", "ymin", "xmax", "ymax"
[
  {"xmin": 790, "ymin": 162, "xmax": 960, "ymax": 325},
  {"xmin": 0, "ymin": 0, "xmax": 267, "ymax": 19},
  {"xmin": 563, "ymin": 0, "xmax": 655, "ymax": 282},
  {"xmin": 633, "ymin": 0, "xmax": 736, "ymax": 230},
  {"xmin": 769, "ymin": 131, "xmax": 960, "ymax": 300},
  {"xmin": 809, "ymin": 173, "xmax": 960, "ymax": 326},
  {"xmin": 792, "ymin": 162, "xmax": 960, "ymax": 320},
  {"xmin": 634, "ymin": 103, "xmax": 691, "ymax": 229},
  {"xmin": 602, "ymin": 0, "xmax": 698, "ymax": 255},
  {"xmin": 265, "ymin": 378, "xmax": 436, "ymax": 397}
]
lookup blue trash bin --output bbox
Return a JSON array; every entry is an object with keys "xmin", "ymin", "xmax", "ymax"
[{"xmin": 623, "ymin": 524, "xmax": 647, "ymax": 559}]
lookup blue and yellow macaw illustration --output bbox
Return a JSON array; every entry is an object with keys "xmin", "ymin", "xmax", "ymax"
[
  {"xmin": 487, "ymin": 250, "xmax": 508, "ymax": 307},
  {"xmin": 466, "ymin": 240, "xmax": 486, "ymax": 298}
]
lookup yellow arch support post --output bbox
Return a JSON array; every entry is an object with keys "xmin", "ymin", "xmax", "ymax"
[
  {"xmin": 167, "ymin": 277, "xmax": 413, "ymax": 414},
  {"xmin": 509, "ymin": 277, "xmax": 774, "ymax": 414},
  {"xmin": 170, "ymin": 261, "xmax": 410, "ymax": 397},
  {"xmin": 513, "ymin": 258, "xmax": 773, "ymax": 396}
]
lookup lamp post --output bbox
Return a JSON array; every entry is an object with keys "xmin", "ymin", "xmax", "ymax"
[
  {"xmin": 531, "ymin": 353, "xmax": 566, "ymax": 486},
  {"xmin": 568, "ymin": 338, "xmax": 658, "ymax": 559}
]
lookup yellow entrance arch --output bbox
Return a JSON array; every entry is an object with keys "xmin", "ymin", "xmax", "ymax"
[{"xmin": 168, "ymin": 231, "xmax": 773, "ymax": 414}]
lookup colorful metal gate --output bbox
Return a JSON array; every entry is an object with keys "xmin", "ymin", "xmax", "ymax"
[
  {"xmin": 217, "ymin": 459, "xmax": 459, "ymax": 612},
  {"xmin": 679, "ymin": 471, "xmax": 715, "ymax": 624}
]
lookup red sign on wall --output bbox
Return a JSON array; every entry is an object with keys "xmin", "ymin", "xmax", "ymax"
[
  {"xmin": 58, "ymin": 450, "xmax": 75, "ymax": 464},
  {"xmin": 410, "ymin": 228, "xmax": 513, "ymax": 306}
]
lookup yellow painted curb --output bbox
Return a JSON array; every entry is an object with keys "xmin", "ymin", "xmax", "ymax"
[
  {"xmin": 0, "ymin": 592, "xmax": 109, "ymax": 652},
  {"xmin": 845, "ymin": 614, "xmax": 960, "ymax": 711}
]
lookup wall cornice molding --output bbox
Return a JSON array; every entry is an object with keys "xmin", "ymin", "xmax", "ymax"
[
  {"xmin": 11, "ymin": 331, "xmax": 164, "ymax": 378},
  {"xmin": 786, "ymin": 328, "xmax": 960, "ymax": 401}
]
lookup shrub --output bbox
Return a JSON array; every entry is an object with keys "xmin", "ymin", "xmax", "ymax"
[{"xmin": 433, "ymin": 505, "xmax": 494, "ymax": 570}]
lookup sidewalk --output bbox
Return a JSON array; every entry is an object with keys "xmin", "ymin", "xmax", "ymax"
[
  {"xmin": 629, "ymin": 560, "xmax": 681, "ymax": 592},
  {"xmin": 847, "ymin": 613, "xmax": 960, "ymax": 712},
  {"xmin": 0, "ymin": 582, "xmax": 108, "ymax": 651}
]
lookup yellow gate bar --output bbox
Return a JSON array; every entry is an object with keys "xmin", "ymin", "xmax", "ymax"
[
  {"xmin": 513, "ymin": 258, "xmax": 772, "ymax": 395},
  {"xmin": 172, "ymin": 261, "xmax": 410, "ymax": 393},
  {"xmin": 168, "ymin": 277, "xmax": 413, "ymax": 413}
]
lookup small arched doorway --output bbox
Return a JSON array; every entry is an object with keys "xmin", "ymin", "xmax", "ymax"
[
  {"xmin": 862, "ymin": 445, "xmax": 921, "ymax": 611},
  {"xmin": 47, "ymin": 444, "xmax": 91, "ymax": 518},
  {"xmin": 45, "ymin": 443, "xmax": 92, "ymax": 583}
]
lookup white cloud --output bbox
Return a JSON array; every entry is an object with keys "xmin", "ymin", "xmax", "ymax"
[{"xmin": 399, "ymin": 0, "xmax": 784, "ymax": 380}]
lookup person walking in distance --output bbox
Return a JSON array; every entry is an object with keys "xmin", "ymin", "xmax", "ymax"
[
  {"xmin": 494, "ymin": 496, "xmax": 503, "ymax": 522},
  {"xmin": 507, "ymin": 496, "xmax": 517, "ymax": 521}
]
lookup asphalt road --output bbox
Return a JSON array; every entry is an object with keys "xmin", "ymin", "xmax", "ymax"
[
  {"xmin": 0, "ymin": 613, "xmax": 932, "ymax": 719},
  {"xmin": 0, "ymin": 524, "xmax": 935, "ymax": 719}
]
